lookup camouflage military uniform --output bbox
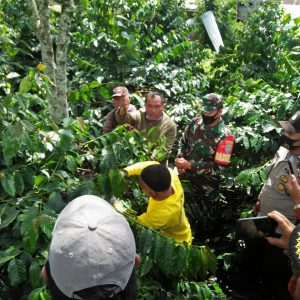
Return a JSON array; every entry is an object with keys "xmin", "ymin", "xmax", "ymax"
[{"xmin": 178, "ymin": 115, "xmax": 232, "ymax": 235}]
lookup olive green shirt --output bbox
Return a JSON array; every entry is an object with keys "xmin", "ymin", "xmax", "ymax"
[{"xmin": 115, "ymin": 108, "xmax": 177, "ymax": 151}]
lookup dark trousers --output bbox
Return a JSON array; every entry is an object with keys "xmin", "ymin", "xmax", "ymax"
[{"xmin": 238, "ymin": 237, "xmax": 292, "ymax": 291}]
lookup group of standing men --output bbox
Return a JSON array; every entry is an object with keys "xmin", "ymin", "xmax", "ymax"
[
  {"xmin": 103, "ymin": 86, "xmax": 177, "ymax": 152},
  {"xmin": 104, "ymin": 86, "xmax": 234, "ymax": 237},
  {"xmin": 104, "ymin": 86, "xmax": 300, "ymax": 298},
  {"xmin": 40, "ymin": 87, "xmax": 234, "ymax": 300},
  {"xmin": 40, "ymin": 85, "xmax": 300, "ymax": 299}
]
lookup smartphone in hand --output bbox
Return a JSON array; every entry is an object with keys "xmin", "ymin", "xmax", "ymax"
[
  {"xmin": 235, "ymin": 216, "xmax": 277, "ymax": 240},
  {"xmin": 288, "ymin": 157, "xmax": 294, "ymax": 175}
]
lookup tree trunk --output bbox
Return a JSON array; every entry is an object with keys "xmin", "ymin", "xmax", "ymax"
[{"xmin": 27, "ymin": 0, "xmax": 75, "ymax": 123}]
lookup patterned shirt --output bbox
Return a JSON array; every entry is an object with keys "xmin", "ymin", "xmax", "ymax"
[{"xmin": 178, "ymin": 116, "xmax": 232, "ymax": 177}]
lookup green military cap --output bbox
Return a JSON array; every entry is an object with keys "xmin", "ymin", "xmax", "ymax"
[{"xmin": 199, "ymin": 93, "xmax": 223, "ymax": 113}]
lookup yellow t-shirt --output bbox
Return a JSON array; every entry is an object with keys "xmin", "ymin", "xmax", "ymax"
[{"xmin": 125, "ymin": 161, "xmax": 192, "ymax": 245}]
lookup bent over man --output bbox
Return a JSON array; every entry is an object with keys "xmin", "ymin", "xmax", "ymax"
[{"xmin": 124, "ymin": 161, "xmax": 192, "ymax": 244}]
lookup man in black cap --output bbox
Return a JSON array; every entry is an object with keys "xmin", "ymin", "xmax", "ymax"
[
  {"xmin": 258, "ymin": 111, "xmax": 300, "ymax": 222},
  {"xmin": 242, "ymin": 111, "xmax": 300, "ymax": 297}
]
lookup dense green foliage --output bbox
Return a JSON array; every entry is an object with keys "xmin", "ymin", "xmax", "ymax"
[{"xmin": 1, "ymin": 0, "xmax": 300, "ymax": 299}]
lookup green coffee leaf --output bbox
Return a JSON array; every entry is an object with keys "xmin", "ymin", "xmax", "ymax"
[{"xmin": 8, "ymin": 258, "xmax": 26, "ymax": 287}]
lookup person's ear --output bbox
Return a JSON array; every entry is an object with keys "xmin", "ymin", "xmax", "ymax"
[
  {"xmin": 135, "ymin": 254, "xmax": 141, "ymax": 268},
  {"xmin": 149, "ymin": 189, "xmax": 156, "ymax": 198},
  {"xmin": 41, "ymin": 265, "xmax": 48, "ymax": 282}
]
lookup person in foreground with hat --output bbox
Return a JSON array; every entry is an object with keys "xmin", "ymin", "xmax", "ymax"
[
  {"xmin": 115, "ymin": 92, "xmax": 177, "ymax": 152},
  {"xmin": 174, "ymin": 93, "xmax": 234, "ymax": 239},
  {"xmin": 123, "ymin": 161, "xmax": 192, "ymax": 245},
  {"xmin": 103, "ymin": 86, "xmax": 136, "ymax": 133},
  {"xmin": 41, "ymin": 195, "xmax": 139, "ymax": 300}
]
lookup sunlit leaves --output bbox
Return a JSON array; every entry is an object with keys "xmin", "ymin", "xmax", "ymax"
[
  {"xmin": 6, "ymin": 72, "xmax": 20, "ymax": 79},
  {"xmin": 39, "ymin": 215, "xmax": 56, "ymax": 239},
  {"xmin": 19, "ymin": 74, "xmax": 32, "ymax": 93},
  {"xmin": 28, "ymin": 287, "xmax": 52, "ymax": 300},
  {"xmin": 235, "ymin": 164, "xmax": 271, "ymax": 194}
]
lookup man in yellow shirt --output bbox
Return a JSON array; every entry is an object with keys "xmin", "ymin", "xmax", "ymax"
[{"xmin": 124, "ymin": 161, "xmax": 192, "ymax": 245}]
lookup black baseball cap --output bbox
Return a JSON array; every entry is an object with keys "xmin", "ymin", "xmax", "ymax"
[{"xmin": 279, "ymin": 111, "xmax": 300, "ymax": 133}]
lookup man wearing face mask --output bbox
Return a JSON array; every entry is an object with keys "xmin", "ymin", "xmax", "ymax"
[
  {"xmin": 174, "ymin": 93, "xmax": 234, "ymax": 238},
  {"xmin": 240, "ymin": 112, "xmax": 300, "ymax": 297},
  {"xmin": 258, "ymin": 111, "xmax": 300, "ymax": 222}
]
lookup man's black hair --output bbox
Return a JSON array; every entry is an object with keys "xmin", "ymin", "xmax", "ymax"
[
  {"xmin": 145, "ymin": 92, "xmax": 165, "ymax": 104},
  {"xmin": 45, "ymin": 261, "xmax": 137, "ymax": 300},
  {"xmin": 141, "ymin": 164, "xmax": 171, "ymax": 192}
]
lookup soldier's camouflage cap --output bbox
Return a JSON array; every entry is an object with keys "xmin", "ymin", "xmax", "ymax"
[{"xmin": 199, "ymin": 93, "xmax": 223, "ymax": 113}]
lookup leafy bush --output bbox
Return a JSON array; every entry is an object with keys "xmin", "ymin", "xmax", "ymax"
[{"xmin": 2, "ymin": 0, "xmax": 300, "ymax": 298}]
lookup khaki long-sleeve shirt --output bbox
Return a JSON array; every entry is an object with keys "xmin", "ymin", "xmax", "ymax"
[{"xmin": 115, "ymin": 109, "xmax": 177, "ymax": 151}]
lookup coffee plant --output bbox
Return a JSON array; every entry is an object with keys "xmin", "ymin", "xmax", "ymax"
[{"xmin": 1, "ymin": 0, "xmax": 300, "ymax": 299}]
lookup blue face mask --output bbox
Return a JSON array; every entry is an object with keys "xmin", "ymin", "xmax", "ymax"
[{"xmin": 279, "ymin": 134, "xmax": 300, "ymax": 150}]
